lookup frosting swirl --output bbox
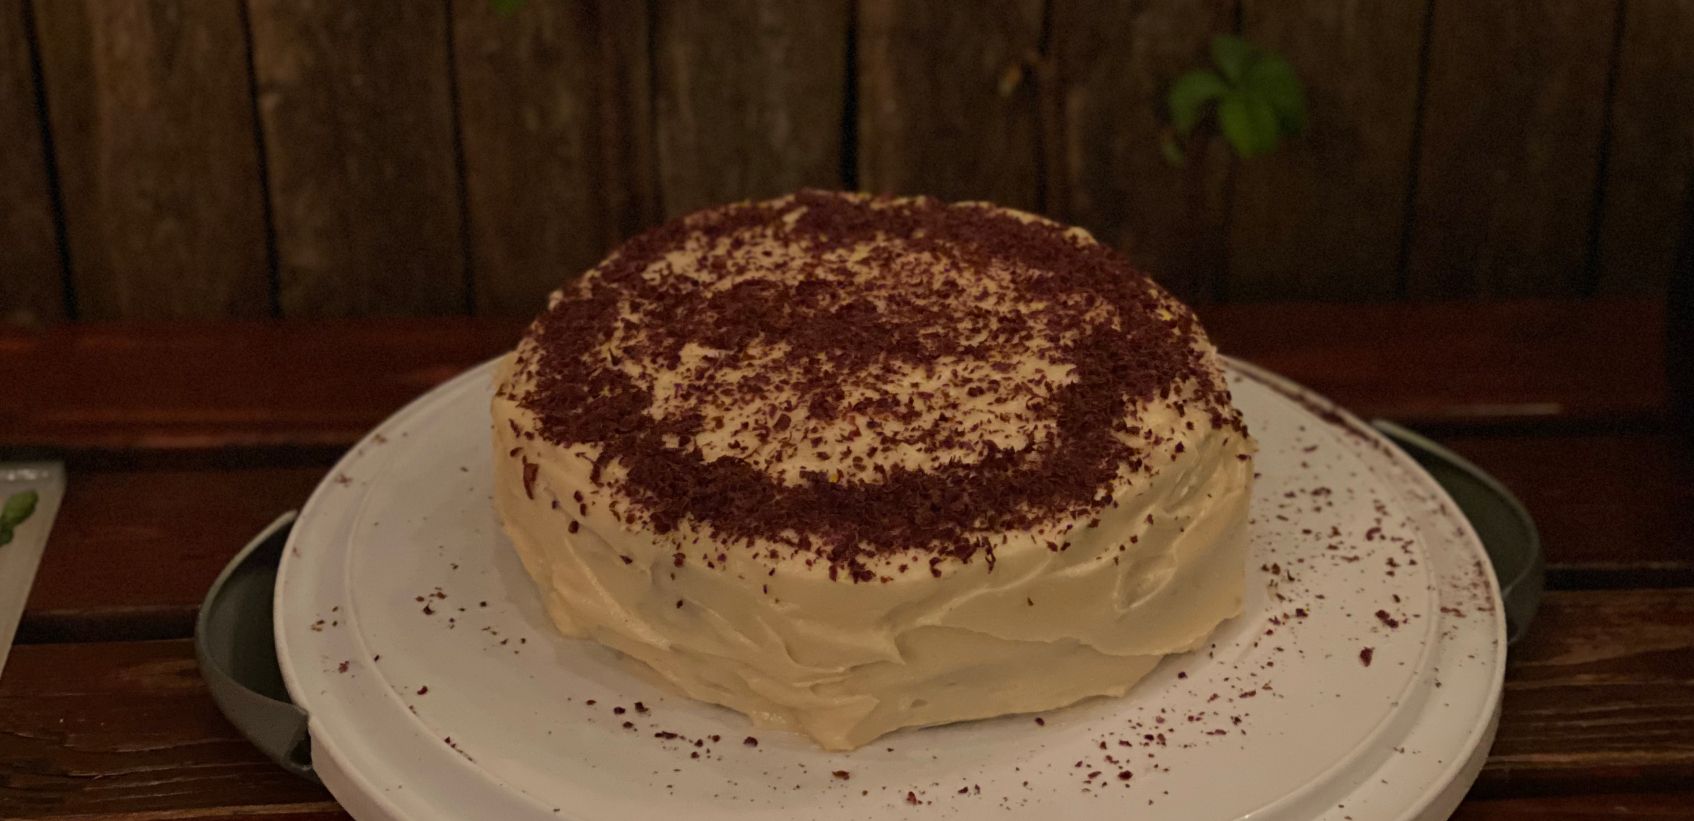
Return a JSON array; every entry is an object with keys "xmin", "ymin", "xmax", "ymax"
[
  {"xmin": 492, "ymin": 191, "xmax": 1255, "ymax": 749},
  {"xmin": 506, "ymin": 191, "xmax": 1245, "ymax": 580}
]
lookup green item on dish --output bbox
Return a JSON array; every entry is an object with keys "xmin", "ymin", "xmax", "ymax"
[{"xmin": 0, "ymin": 489, "xmax": 38, "ymax": 546}]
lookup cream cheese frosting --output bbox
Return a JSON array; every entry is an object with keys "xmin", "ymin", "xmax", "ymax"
[{"xmin": 492, "ymin": 191, "xmax": 1254, "ymax": 750}]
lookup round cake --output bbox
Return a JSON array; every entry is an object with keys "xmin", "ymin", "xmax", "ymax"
[{"xmin": 491, "ymin": 190, "xmax": 1254, "ymax": 750}]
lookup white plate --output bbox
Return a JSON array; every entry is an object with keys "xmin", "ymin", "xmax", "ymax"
[
  {"xmin": 276, "ymin": 359, "xmax": 1505, "ymax": 821},
  {"xmin": 0, "ymin": 462, "xmax": 66, "ymax": 679}
]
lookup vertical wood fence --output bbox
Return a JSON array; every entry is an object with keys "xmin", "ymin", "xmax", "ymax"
[{"xmin": 1, "ymin": 0, "xmax": 1690, "ymax": 326}]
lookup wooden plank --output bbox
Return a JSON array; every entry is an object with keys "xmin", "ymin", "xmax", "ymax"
[
  {"xmin": 5, "ymin": 590, "xmax": 1692, "ymax": 816},
  {"xmin": 652, "ymin": 0, "xmax": 849, "ymax": 218},
  {"xmin": 1453, "ymin": 792, "xmax": 1694, "ymax": 820},
  {"xmin": 1202, "ymin": 299, "xmax": 1667, "ymax": 428},
  {"xmin": 63, "ymin": 813, "xmax": 349, "ymax": 821},
  {"xmin": 1406, "ymin": 0, "xmax": 1620, "ymax": 297},
  {"xmin": 248, "ymin": 0, "xmax": 467, "ymax": 317},
  {"xmin": 1226, "ymin": 0, "xmax": 1427, "ymax": 301},
  {"xmin": 18, "ymin": 429, "xmax": 1687, "ymax": 643},
  {"xmin": 0, "ymin": 0, "xmax": 65, "ymax": 327},
  {"xmin": 856, "ymin": 0, "xmax": 1043, "ymax": 210},
  {"xmin": 31, "ymin": 0, "xmax": 270, "ymax": 320},
  {"xmin": 107, "ymin": 814, "xmax": 347, "ymax": 821},
  {"xmin": 1477, "ymin": 588, "xmax": 1694, "ymax": 796},
  {"xmin": 0, "ymin": 640, "xmax": 334, "ymax": 819},
  {"xmin": 0, "ymin": 301, "xmax": 1664, "ymax": 456},
  {"xmin": 1443, "ymin": 433, "xmax": 1694, "ymax": 585},
  {"xmin": 451, "ymin": 0, "xmax": 658, "ymax": 316},
  {"xmin": 1048, "ymin": 0, "xmax": 1236, "ymax": 303},
  {"xmin": 1594, "ymin": 0, "xmax": 1694, "ymax": 296},
  {"xmin": 0, "ymin": 317, "xmax": 526, "ymax": 454},
  {"xmin": 20, "ymin": 467, "xmax": 324, "ymax": 643}
]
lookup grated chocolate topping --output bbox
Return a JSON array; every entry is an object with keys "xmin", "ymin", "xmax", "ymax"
[{"xmin": 510, "ymin": 191, "xmax": 1245, "ymax": 580}]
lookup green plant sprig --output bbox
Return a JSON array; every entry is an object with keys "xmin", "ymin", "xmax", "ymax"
[
  {"xmin": 0, "ymin": 490, "xmax": 38, "ymax": 547},
  {"xmin": 1164, "ymin": 35, "xmax": 1307, "ymax": 165}
]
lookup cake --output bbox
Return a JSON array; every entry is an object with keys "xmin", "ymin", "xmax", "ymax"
[{"xmin": 491, "ymin": 191, "xmax": 1254, "ymax": 750}]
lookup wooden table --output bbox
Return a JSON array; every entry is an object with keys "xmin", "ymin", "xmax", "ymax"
[{"xmin": 2, "ymin": 300, "xmax": 1689, "ymax": 820}]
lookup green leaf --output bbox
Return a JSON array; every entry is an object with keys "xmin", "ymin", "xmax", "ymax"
[
  {"xmin": 1167, "ymin": 70, "xmax": 1230, "ymax": 137},
  {"xmin": 1217, "ymin": 91, "xmax": 1281, "ymax": 158},
  {"xmin": 1210, "ymin": 34, "xmax": 1256, "ymax": 84},
  {"xmin": 1160, "ymin": 133, "xmax": 1187, "ymax": 167},
  {"xmin": 1243, "ymin": 54, "xmax": 1307, "ymax": 135},
  {"xmin": 492, "ymin": 0, "xmax": 525, "ymax": 15},
  {"xmin": 2, "ymin": 490, "xmax": 35, "ymax": 527},
  {"xmin": 0, "ymin": 521, "xmax": 11, "ymax": 547}
]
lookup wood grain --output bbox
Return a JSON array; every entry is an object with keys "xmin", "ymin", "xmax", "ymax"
[
  {"xmin": 856, "ymin": 0, "xmax": 1043, "ymax": 210},
  {"xmin": 0, "ymin": 0, "xmax": 64, "ymax": 327},
  {"xmin": 1594, "ymin": 0, "xmax": 1694, "ymax": 296},
  {"xmin": 0, "ymin": 640, "xmax": 333, "ymax": 819},
  {"xmin": 452, "ymin": 0, "xmax": 658, "ymax": 316},
  {"xmin": 0, "ymin": 301, "xmax": 1664, "ymax": 457},
  {"xmin": 1201, "ymin": 299, "xmax": 1667, "ymax": 428},
  {"xmin": 0, "ymin": 317, "xmax": 526, "ymax": 454},
  {"xmin": 1227, "ymin": 0, "xmax": 1427, "ymax": 301},
  {"xmin": 0, "ymin": 303, "xmax": 1674, "ymax": 644},
  {"xmin": 15, "ymin": 431, "xmax": 1688, "ymax": 645},
  {"xmin": 1445, "ymin": 433, "xmax": 1694, "ymax": 585},
  {"xmin": 1048, "ymin": 0, "xmax": 1236, "ymax": 303},
  {"xmin": 652, "ymin": 0, "xmax": 849, "ymax": 218},
  {"xmin": 248, "ymin": 0, "xmax": 467, "ymax": 317},
  {"xmin": 20, "ymin": 467, "xmax": 325, "ymax": 643},
  {"xmin": 5, "ymin": 590, "xmax": 1693, "ymax": 816},
  {"xmin": 31, "ymin": 0, "xmax": 270, "ymax": 320},
  {"xmin": 1453, "ymin": 792, "xmax": 1694, "ymax": 820},
  {"xmin": 1479, "ymin": 587, "xmax": 1694, "ymax": 796},
  {"xmin": 1406, "ymin": 0, "xmax": 1620, "ymax": 297}
]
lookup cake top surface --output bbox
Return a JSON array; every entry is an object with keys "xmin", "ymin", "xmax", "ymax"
[{"xmin": 506, "ymin": 190, "xmax": 1245, "ymax": 580}]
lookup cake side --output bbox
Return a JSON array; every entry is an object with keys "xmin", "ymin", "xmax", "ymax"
[{"xmin": 491, "ymin": 191, "xmax": 1254, "ymax": 749}]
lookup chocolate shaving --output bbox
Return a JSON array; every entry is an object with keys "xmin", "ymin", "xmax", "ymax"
[
  {"xmin": 521, "ymin": 459, "xmax": 538, "ymax": 500},
  {"xmin": 514, "ymin": 191, "xmax": 1245, "ymax": 579}
]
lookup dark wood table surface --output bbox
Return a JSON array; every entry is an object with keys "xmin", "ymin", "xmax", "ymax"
[{"xmin": 1, "ymin": 299, "xmax": 1690, "ymax": 820}]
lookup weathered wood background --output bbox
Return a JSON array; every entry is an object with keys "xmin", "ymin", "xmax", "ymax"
[{"xmin": 2, "ymin": 0, "xmax": 1691, "ymax": 325}]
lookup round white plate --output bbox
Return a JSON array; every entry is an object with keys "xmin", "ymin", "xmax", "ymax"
[{"xmin": 276, "ymin": 358, "xmax": 1505, "ymax": 821}]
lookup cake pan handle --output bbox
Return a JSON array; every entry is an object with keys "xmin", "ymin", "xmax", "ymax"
[
  {"xmin": 195, "ymin": 511, "xmax": 318, "ymax": 782},
  {"xmin": 1371, "ymin": 420, "xmax": 1544, "ymax": 646}
]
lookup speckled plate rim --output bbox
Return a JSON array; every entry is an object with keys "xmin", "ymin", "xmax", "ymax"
[
  {"xmin": 272, "ymin": 356, "xmax": 1508, "ymax": 821},
  {"xmin": 1226, "ymin": 358, "xmax": 1508, "ymax": 821}
]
